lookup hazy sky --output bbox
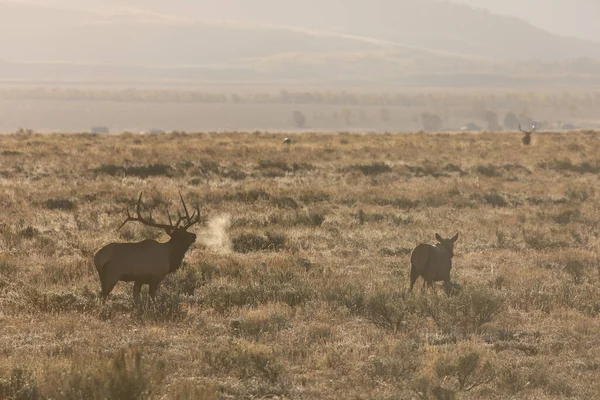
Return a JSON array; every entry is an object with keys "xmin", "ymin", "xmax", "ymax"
[{"xmin": 5, "ymin": 0, "xmax": 599, "ymax": 42}]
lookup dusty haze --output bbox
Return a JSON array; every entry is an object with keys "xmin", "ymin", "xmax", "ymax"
[{"xmin": 1, "ymin": 0, "xmax": 600, "ymax": 132}]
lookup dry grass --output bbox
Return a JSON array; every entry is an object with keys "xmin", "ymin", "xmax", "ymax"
[{"xmin": 1, "ymin": 130, "xmax": 600, "ymax": 399}]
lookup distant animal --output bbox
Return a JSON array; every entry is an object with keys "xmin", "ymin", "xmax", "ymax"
[
  {"xmin": 283, "ymin": 137, "xmax": 292, "ymax": 145},
  {"xmin": 519, "ymin": 124, "xmax": 536, "ymax": 145},
  {"xmin": 409, "ymin": 233, "xmax": 459, "ymax": 294},
  {"xmin": 93, "ymin": 192, "xmax": 200, "ymax": 304}
]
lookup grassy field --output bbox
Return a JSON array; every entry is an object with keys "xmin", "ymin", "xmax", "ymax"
[{"xmin": 1, "ymin": 129, "xmax": 600, "ymax": 399}]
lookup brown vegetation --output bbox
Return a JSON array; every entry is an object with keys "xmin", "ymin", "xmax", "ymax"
[{"xmin": 1, "ymin": 130, "xmax": 600, "ymax": 398}]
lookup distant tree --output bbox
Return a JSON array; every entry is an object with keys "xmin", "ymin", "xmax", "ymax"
[
  {"xmin": 484, "ymin": 110, "xmax": 502, "ymax": 131},
  {"xmin": 518, "ymin": 112, "xmax": 534, "ymax": 129},
  {"xmin": 421, "ymin": 112, "xmax": 442, "ymax": 131},
  {"xmin": 380, "ymin": 108, "xmax": 390, "ymax": 123},
  {"xmin": 230, "ymin": 93, "xmax": 244, "ymax": 104},
  {"xmin": 503, "ymin": 111, "xmax": 519, "ymax": 130},
  {"xmin": 342, "ymin": 109, "xmax": 353, "ymax": 126},
  {"xmin": 293, "ymin": 110, "xmax": 306, "ymax": 129}
]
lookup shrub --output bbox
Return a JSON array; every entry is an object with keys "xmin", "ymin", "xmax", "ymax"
[
  {"xmin": 137, "ymin": 292, "xmax": 187, "ymax": 323},
  {"xmin": 538, "ymin": 159, "xmax": 600, "ymax": 174},
  {"xmin": 25, "ymin": 288, "xmax": 90, "ymax": 314},
  {"xmin": 45, "ymin": 198, "xmax": 76, "ymax": 211},
  {"xmin": 364, "ymin": 292, "xmax": 412, "ymax": 331},
  {"xmin": 204, "ymin": 341, "xmax": 284, "ymax": 384},
  {"xmin": 553, "ymin": 209, "xmax": 581, "ymax": 224},
  {"xmin": 235, "ymin": 189, "xmax": 271, "ymax": 204},
  {"xmin": 324, "ymin": 283, "xmax": 366, "ymax": 314},
  {"xmin": 290, "ymin": 212, "xmax": 326, "ymax": 227},
  {"xmin": 220, "ymin": 168, "xmax": 247, "ymax": 181},
  {"xmin": 232, "ymin": 232, "xmax": 286, "ymax": 253},
  {"xmin": 231, "ymin": 307, "xmax": 292, "ymax": 339},
  {"xmin": 348, "ymin": 162, "xmax": 393, "ymax": 176},
  {"xmin": 0, "ymin": 368, "xmax": 40, "ymax": 400},
  {"xmin": 19, "ymin": 226, "xmax": 39, "ymax": 239},
  {"xmin": 482, "ymin": 191, "xmax": 508, "ymax": 207},
  {"xmin": 435, "ymin": 352, "xmax": 494, "ymax": 392},
  {"xmin": 406, "ymin": 164, "xmax": 449, "ymax": 178},
  {"xmin": 299, "ymin": 191, "xmax": 330, "ymax": 203},
  {"xmin": 163, "ymin": 266, "xmax": 204, "ymax": 296},
  {"xmin": 270, "ymin": 196, "xmax": 299, "ymax": 209},
  {"xmin": 564, "ymin": 260, "xmax": 586, "ymax": 284},
  {"xmin": 423, "ymin": 287, "xmax": 505, "ymax": 336},
  {"xmin": 0, "ymin": 260, "xmax": 18, "ymax": 278},
  {"xmin": 374, "ymin": 197, "xmax": 420, "ymax": 210},
  {"xmin": 258, "ymin": 160, "xmax": 291, "ymax": 172},
  {"xmin": 474, "ymin": 164, "xmax": 502, "ymax": 177},
  {"xmin": 201, "ymin": 280, "xmax": 313, "ymax": 312},
  {"xmin": 48, "ymin": 349, "xmax": 163, "ymax": 400}
]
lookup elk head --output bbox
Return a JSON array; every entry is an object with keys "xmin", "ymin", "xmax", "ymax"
[
  {"xmin": 519, "ymin": 124, "xmax": 536, "ymax": 145},
  {"xmin": 435, "ymin": 232, "xmax": 459, "ymax": 258}
]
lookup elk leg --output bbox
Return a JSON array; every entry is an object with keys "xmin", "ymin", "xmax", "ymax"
[
  {"xmin": 133, "ymin": 281, "xmax": 142, "ymax": 305},
  {"xmin": 443, "ymin": 280, "xmax": 452, "ymax": 296},
  {"xmin": 409, "ymin": 276, "xmax": 417, "ymax": 293},
  {"xmin": 100, "ymin": 269, "xmax": 118, "ymax": 300},
  {"xmin": 428, "ymin": 280, "xmax": 436, "ymax": 294},
  {"xmin": 149, "ymin": 282, "xmax": 159, "ymax": 303}
]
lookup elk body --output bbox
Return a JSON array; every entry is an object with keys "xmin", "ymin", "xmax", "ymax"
[
  {"xmin": 409, "ymin": 233, "xmax": 459, "ymax": 294},
  {"xmin": 94, "ymin": 192, "xmax": 200, "ymax": 303}
]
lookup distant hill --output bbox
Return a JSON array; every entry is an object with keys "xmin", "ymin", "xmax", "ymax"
[
  {"xmin": 2, "ymin": 0, "xmax": 600, "ymax": 86},
  {"xmin": 75, "ymin": 0, "xmax": 600, "ymax": 61}
]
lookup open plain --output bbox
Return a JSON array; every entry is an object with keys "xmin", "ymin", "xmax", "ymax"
[{"xmin": 1, "ymin": 130, "xmax": 600, "ymax": 399}]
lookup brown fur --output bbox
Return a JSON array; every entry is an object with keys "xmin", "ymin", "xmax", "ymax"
[
  {"xmin": 94, "ymin": 192, "xmax": 200, "ymax": 304},
  {"xmin": 409, "ymin": 233, "xmax": 459, "ymax": 294}
]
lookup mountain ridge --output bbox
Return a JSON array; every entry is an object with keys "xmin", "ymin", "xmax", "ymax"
[{"xmin": 2, "ymin": 0, "xmax": 600, "ymax": 86}]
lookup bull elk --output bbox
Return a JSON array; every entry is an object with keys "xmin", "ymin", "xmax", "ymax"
[
  {"xmin": 409, "ymin": 233, "xmax": 459, "ymax": 294},
  {"xmin": 93, "ymin": 192, "xmax": 200, "ymax": 304},
  {"xmin": 519, "ymin": 124, "xmax": 536, "ymax": 145}
]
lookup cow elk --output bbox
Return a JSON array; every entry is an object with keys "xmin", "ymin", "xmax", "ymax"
[
  {"xmin": 519, "ymin": 124, "xmax": 536, "ymax": 145},
  {"xmin": 409, "ymin": 233, "xmax": 459, "ymax": 294},
  {"xmin": 93, "ymin": 192, "xmax": 200, "ymax": 304}
]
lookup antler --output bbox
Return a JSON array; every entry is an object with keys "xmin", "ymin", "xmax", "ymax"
[
  {"xmin": 518, "ymin": 124, "xmax": 536, "ymax": 135},
  {"xmin": 179, "ymin": 191, "xmax": 201, "ymax": 230},
  {"xmin": 118, "ymin": 192, "xmax": 175, "ymax": 232},
  {"xmin": 117, "ymin": 192, "xmax": 201, "ymax": 233}
]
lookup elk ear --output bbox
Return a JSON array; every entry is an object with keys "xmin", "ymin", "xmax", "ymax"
[
  {"xmin": 451, "ymin": 232, "xmax": 459, "ymax": 242},
  {"xmin": 435, "ymin": 233, "xmax": 443, "ymax": 242}
]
